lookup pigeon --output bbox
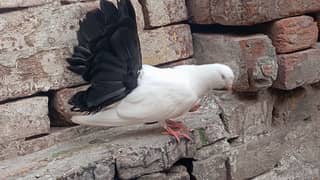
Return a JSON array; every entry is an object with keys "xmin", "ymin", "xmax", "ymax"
[{"xmin": 67, "ymin": 0, "xmax": 235, "ymax": 142}]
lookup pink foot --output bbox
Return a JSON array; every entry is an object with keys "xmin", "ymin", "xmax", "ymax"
[
  {"xmin": 189, "ymin": 101, "xmax": 201, "ymax": 112},
  {"xmin": 162, "ymin": 120, "xmax": 192, "ymax": 143}
]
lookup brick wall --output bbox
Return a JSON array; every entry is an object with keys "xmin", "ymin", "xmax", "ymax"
[{"xmin": 0, "ymin": 0, "xmax": 320, "ymax": 179}]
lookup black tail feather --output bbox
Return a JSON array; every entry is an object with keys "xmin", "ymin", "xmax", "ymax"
[{"xmin": 67, "ymin": 0, "xmax": 142, "ymax": 112}]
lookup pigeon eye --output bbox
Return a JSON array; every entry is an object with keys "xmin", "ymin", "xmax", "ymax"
[{"xmin": 221, "ymin": 74, "xmax": 226, "ymax": 80}]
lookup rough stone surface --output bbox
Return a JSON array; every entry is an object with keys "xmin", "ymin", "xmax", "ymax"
[
  {"xmin": 0, "ymin": 142, "xmax": 115, "ymax": 180},
  {"xmin": 140, "ymin": 24, "xmax": 193, "ymax": 65},
  {"xmin": 0, "ymin": 2, "xmax": 98, "ymax": 101},
  {"xmin": 187, "ymin": 0, "xmax": 320, "ymax": 25},
  {"xmin": 0, "ymin": 97, "xmax": 49, "ymax": 145},
  {"xmin": 254, "ymin": 117, "xmax": 320, "ymax": 179},
  {"xmin": 231, "ymin": 86, "xmax": 320, "ymax": 180},
  {"xmin": 193, "ymin": 155, "xmax": 228, "ymax": 180},
  {"xmin": 253, "ymin": 155, "xmax": 320, "ymax": 180},
  {"xmin": 229, "ymin": 130, "xmax": 289, "ymax": 180},
  {"xmin": 138, "ymin": 165, "xmax": 190, "ymax": 180},
  {"xmin": 273, "ymin": 48, "xmax": 320, "ymax": 90},
  {"xmin": 193, "ymin": 33, "xmax": 278, "ymax": 92},
  {"xmin": 214, "ymin": 90, "xmax": 274, "ymax": 143},
  {"xmin": 0, "ymin": 126, "xmax": 106, "ymax": 161},
  {"xmin": 140, "ymin": 0, "xmax": 188, "ymax": 28},
  {"xmin": 0, "ymin": 92, "xmax": 227, "ymax": 179},
  {"xmin": 50, "ymin": 85, "xmax": 89, "ymax": 126},
  {"xmin": 0, "ymin": 0, "xmax": 56, "ymax": 8},
  {"xmin": 272, "ymin": 85, "xmax": 320, "ymax": 126},
  {"xmin": 268, "ymin": 15, "xmax": 319, "ymax": 54}
]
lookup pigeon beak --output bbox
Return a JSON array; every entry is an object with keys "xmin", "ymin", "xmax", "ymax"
[{"xmin": 226, "ymin": 84, "xmax": 233, "ymax": 92}]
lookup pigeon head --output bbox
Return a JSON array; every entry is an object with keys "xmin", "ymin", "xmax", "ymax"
[
  {"xmin": 215, "ymin": 64, "xmax": 234, "ymax": 91},
  {"xmin": 179, "ymin": 63, "xmax": 235, "ymax": 97}
]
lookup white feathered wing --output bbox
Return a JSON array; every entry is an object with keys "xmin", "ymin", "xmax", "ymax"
[{"xmin": 71, "ymin": 66, "xmax": 199, "ymax": 126}]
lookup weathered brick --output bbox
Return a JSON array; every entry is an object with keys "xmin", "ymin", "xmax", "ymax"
[
  {"xmin": 273, "ymin": 48, "xmax": 320, "ymax": 90},
  {"xmin": 316, "ymin": 13, "xmax": 320, "ymax": 40},
  {"xmin": 0, "ymin": 2, "xmax": 99, "ymax": 101},
  {"xmin": 0, "ymin": 0, "xmax": 56, "ymax": 8},
  {"xmin": 193, "ymin": 33, "xmax": 278, "ymax": 92},
  {"xmin": 187, "ymin": 0, "xmax": 320, "ymax": 25},
  {"xmin": 140, "ymin": 24, "xmax": 193, "ymax": 65},
  {"xmin": 0, "ymin": 97, "xmax": 49, "ymax": 145},
  {"xmin": 268, "ymin": 15, "xmax": 318, "ymax": 54},
  {"xmin": 139, "ymin": 0, "xmax": 188, "ymax": 28},
  {"xmin": 214, "ymin": 90, "xmax": 274, "ymax": 142}
]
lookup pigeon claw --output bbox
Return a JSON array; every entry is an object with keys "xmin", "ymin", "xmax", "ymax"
[
  {"xmin": 189, "ymin": 100, "xmax": 201, "ymax": 112},
  {"xmin": 189, "ymin": 103, "xmax": 201, "ymax": 112},
  {"xmin": 162, "ymin": 120, "xmax": 192, "ymax": 143}
]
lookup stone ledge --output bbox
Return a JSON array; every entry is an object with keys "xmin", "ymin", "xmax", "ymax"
[
  {"xmin": 0, "ymin": 126, "xmax": 106, "ymax": 161},
  {"xmin": 0, "ymin": 92, "xmax": 229, "ymax": 179}
]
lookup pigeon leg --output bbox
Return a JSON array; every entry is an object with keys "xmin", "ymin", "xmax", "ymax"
[
  {"xmin": 161, "ymin": 119, "xmax": 192, "ymax": 142},
  {"xmin": 165, "ymin": 119, "xmax": 189, "ymax": 131},
  {"xmin": 189, "ymin": 100, "xmax": 201, "ymax": 112}
]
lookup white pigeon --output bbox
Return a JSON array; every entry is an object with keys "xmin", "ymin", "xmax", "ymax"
[{"xmin": 67, "ymin": 0, "xmax": 235, "ymax": 142}]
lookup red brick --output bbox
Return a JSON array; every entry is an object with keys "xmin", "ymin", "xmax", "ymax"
[
  {"xmin": 316, "ymin": 13, "xmax": 320, "ymax": 40},
  {"xmin": 140, "ymin": 24, "xmax": 193, "ymax": 65},
  {"xmin": 273, "ymin": 48, "xmax": 320, "ymax": 90},
  {"xmin": 193, "ymin": 33, "xmax": 278, "ymax": 92},
  {"xmin": 268, "ymin": 15, "xmax": 318, "ymax": 54},
  {"xmin": 187, "ymin": 0, "xmax": 320, "ymax": 25}
]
